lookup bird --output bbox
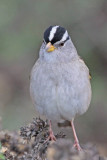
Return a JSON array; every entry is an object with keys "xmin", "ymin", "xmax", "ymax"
[{"xmin": 30, "ymin": 25, "xmax": 92, "ymax": 151}]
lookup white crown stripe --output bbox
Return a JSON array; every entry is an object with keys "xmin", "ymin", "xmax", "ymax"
[
  {"xmin": 60, "ymin": 30, "xmax": 68, "ymax": 42},
  {"xmin": 49, "ymin": 26, "xmax": 59, "ymax": 41}
]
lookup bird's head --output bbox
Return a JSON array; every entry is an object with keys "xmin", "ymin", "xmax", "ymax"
[
  {"xmin": 43, "ymin": 25, "xmax": 69, "ymax": 52},
  {"xmin": 39, "ymin": 25, "xmax": 78, "ymax": 62}
]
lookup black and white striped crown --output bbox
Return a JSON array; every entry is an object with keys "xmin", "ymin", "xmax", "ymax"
[{"xmin": 44, "ymin": 26, "xmax": 69, "ymax": 44}]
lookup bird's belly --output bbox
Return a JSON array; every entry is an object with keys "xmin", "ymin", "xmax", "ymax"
[{"xmin": 30, "ymin": 75, "xmax": 91, "ymax": 121}]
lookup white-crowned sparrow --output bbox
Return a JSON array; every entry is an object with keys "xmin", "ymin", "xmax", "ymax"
[{"xmin": 30, "ymin": 25, "xmax": 92, "ymax": 150}]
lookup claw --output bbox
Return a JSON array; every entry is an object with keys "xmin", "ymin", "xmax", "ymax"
[{"xmin": 73, "ymin": 141, "xmax": 82, "ymax": 151}]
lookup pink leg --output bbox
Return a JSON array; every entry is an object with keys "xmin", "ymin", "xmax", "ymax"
[
  {"xmin": 71, "ymin": 120, "xmax": 82, "ymax": 151},
  {"xmin": 44, "ymin": 120, "xmax": 56, "ymax": 143},
  {"xmin": 48, "ymin": 120, "xmax": 56, "ymax": 141}
]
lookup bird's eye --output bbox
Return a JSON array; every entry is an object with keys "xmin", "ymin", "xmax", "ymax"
[{"xmin": 59, "ymin": 42, "xmax": 64, "ymax": 46}]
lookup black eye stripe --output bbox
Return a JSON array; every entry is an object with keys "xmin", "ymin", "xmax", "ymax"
[
  {"xmin": 59, "ymin": 36, "xmax": 70, "ymax": 46},
  {"xmin": 64, "ymin": 36, "xmax": 70, "ymax": 43}
]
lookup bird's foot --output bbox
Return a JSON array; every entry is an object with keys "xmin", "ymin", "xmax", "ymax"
[
  {"xmin": 71, "ymin": 120, "xmax": 82, "ymax": 151},
  {"xmin": 48, "ymin": 130, "xmax": 56, "ymax": 141},
  {"xmin": 48, "ymin": 120, "xmax": 56, "ymax": 141},
  {"xmin": 43, "ymin": 130, "xmax": 56, "ymax": 144},
  {"xmin": 73, "ymin": 141, "xmax": 82, "ymax": 151},
  {"xmin": 43, "ymin": 120, "xmax": 56, "ymax": 144}
]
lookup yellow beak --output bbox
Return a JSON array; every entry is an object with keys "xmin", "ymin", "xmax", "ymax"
[{"xmin": 46, "ymin": 42, "xmax": 56, "ymax": 52}]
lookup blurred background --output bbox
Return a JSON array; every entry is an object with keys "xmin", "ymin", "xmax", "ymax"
[{"xmin": 0, "ymin": 0, "xmax": 107, "ymax": 155}]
